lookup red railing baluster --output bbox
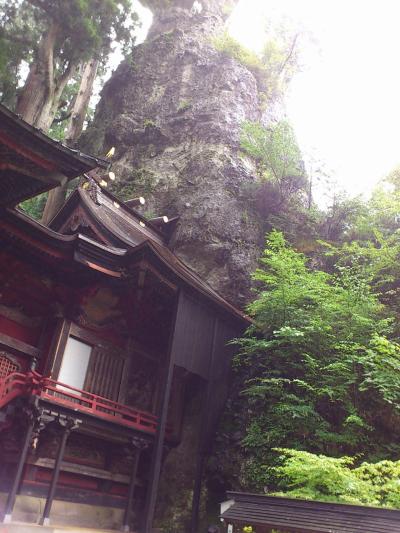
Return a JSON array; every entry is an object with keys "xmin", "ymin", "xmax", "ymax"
[{"xmin": 0, "ymin": 371, "xmax": 172, "ymax": 438}]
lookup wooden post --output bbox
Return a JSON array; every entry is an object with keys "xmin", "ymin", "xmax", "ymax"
[
  {"xmin": 142, "ymin": 290, "xmax": 181, "ymax": 533},
  {"xmin": 126, "ymin": 197, "xmax": 145, "ymax": 208},
  {"xmin": 122, "ymin": 438, "xmax": 148, "ymax": 532},
  {"xmin": 39, "ymin": 418, "xmax": 78, "ymax": 526},
  {"xmin": 2, "ymin": 415, "xmax": 36, "ymax": 523},
  {"xmin": 190, "ymin": 318, "xmax": 219, "ymax": 533},
  {"xmin": 190, "ymin": 451, "xmax": 206, "ymax": 533}
]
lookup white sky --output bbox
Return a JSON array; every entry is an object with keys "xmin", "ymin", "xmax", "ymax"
[
  {"xmin": 229, "ymin": 0, "xmax": 400, "ymax": 198},
  {"xmin": 122, "ymin": 0, "xmax": 400, "ymax": 199}
]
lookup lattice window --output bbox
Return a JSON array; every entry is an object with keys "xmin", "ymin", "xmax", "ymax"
[{"xmin": 0, "ymin": 351, "xmax": 19, "ymax": 379}]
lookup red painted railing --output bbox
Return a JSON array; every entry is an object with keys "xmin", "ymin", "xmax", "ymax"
[
  {"xmin": 0, "ymin": 371, "xmax": 169, "ymax": 437},
  {"xmin": 0, "ymin": 371, "xmax": 32, "ymax": 407}
]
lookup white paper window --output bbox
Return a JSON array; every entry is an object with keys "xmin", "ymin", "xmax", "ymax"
[{"xmin": 57, "ymin": 336, "xmax": 92, "ymax": 391}]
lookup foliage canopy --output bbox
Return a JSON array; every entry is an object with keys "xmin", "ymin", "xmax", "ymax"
[
  {"xmin": 273, "ymin": 448, "xmax": 400, "ymax": 508},
  {"xmin": 214, "ymin": 228, "xmax": 400, "ymax": 496}
]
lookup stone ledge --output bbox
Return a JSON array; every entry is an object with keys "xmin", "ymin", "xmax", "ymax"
[{"xmin": 0, "ymin": 494, "xmax": 124, "ymax": 531}]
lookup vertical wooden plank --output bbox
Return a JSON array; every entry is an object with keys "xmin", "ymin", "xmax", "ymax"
[
  {"xmin": 96, "ymin": 348, "xmax": 107, "ymax": 397},
  {"xmin": 84, "ymin": 343, "xmax": 126, "ymax": 401},
  {"xmin": 106, "ymin": 352, "xmax": 116, "ymax": 399},
  {"xmin": 87, "ymin": 347, "xmax": 99, "ymax": 394},
  {"xmin": 108, "ymin": 356, "xmax": 117, "ymax": 400},
  {"xmin": 142, "ymin": 289, "xmax": 181, "ymax": 533},
  {"xmin": 170, "ymin": 292, "xmax": 214, "ymax": 378},
  {"xmin": 190, "ymin": 317, "xmax": 218, "ymax": 533},
  {"xmin": 83, "ymin": 347, "xmax": 97, "ymax": 392},
  {"xmin": 114, "ymin": 357, "xmax": 124, "ymax": 400},
  {"xmin": 102, "ymin": 351, "xmax": 111, "ymax": 398},
  {"xmin": 118, "ymin": 354, "xmax": 131, "ymax": 404},
  {"xmin": 103, "ymin": 350, "xmax": 112, "ymax": 398},
  {"xmin": 49, "ymin": 319, "xmax": 71, "ymax": 378},
  {"xmin": 108, "ymin": 355, "xmax": 119, "ymax": 400}
]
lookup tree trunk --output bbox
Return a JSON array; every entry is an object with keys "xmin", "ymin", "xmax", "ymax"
[
  {"xmin": 37, "ymin": 58, "xmax": 79, "ymax": 132},
  {"xmin": 41, "ymin": 58, "xmax": 99, "ymax": 225},
  {"xmin": 15, "ymin": 21, "xmax": 59, "ymax": 128},
  {"xmin": 16, "ymin": 19, "xmax": 78, "ymax": 132},
  {"xmin": 65, "ymin": 58, "xmax": 99, "ymax": 144}
]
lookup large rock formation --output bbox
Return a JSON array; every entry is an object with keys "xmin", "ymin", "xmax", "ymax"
[
  {"xmin": 80, "ymin": 2, "xmax": 268, "ymax": 529},
  {"xmin": 83, "ymin": 0, "xmax": 265, "ymax": 307}
]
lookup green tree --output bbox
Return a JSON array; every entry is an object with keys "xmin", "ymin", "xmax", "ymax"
[
  {"xmin": 272, "ymin": 448, "xmax": 400, "ymax": 508},
  {"xmin": 1, "ymin": 0, "xmax": 138, "ymax": 130},
  {"xmin": 0, "ymin": 0, "xmax": 38, "ymax": 108},
  {"xmin": 212, "ymin": 23, "xmax": 300, "ymax": 105},
  {"xmin": 322, "ymin": 176, "xmax": 400, "ymax": 330},
  {"xmin": 19, "ymin": 192, "xmax": 48, "ymax": 220},
  {"xmin": 225, "ymin": 231, "xmax": 400, "ymax": 490},
  {"xmin": 241, "ymin": 121, "xmax": 304, "ymax": 187},
  {"xmin": 1, "ymin": 0, "xmax": 139, "ymax": 222},
  {"xmin": 240, "ymin": 120, "xmax": 320, "ymax": 249}
]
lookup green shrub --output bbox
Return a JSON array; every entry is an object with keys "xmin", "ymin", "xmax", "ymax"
[
  {"xmin": 272, "ymin": 448, "xmax": 400, "ymax": 508},
  {"xmin": 212, "ymin": 31, "xmax": 267, "ymax": 88},
  {"xmin": 177, "ymin": 99, "xmax": 191, "ymax": 111},
  {"xmin": 143, "ymin": 118, "xmax": 156, "ymax": 128}
]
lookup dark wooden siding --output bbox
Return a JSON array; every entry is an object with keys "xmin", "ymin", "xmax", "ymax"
[
  {"xmin": 204, "ymin": 317, "xmax": 239, "ymax": 444},
  {"xmin": 171, "ymin": 291, "xmax": 244, "ymax": 446},
  {"xmin": 171, "ymin": 291, "xmax": 215, "ymax": 379},
  {"xmin": 84, "ymin": 345, "xmax": 125, "ymax": 401}
]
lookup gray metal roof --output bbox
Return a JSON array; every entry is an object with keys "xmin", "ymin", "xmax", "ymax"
[{"xmin": 221, "ymin": 492, "xmax": 400, "ymax": 533}]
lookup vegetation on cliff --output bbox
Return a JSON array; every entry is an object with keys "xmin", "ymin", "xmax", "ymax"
[
  {"xmin": 212, "ymin": 26, "xmax": 300, "ymax": 105},
  {"xmin": 211, "ymin": 171, "xmax": 400, "ymax": 506},
  {"xmin": 272, "ymin": 449, "xmax": 400, "ymax": 507}
]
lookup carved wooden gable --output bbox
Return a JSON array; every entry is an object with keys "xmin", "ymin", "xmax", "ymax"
[{"xmin": 58, "ymin": 205, "xmax": 109, "ymax": 245}]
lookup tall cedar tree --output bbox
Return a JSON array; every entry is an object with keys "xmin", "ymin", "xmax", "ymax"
[
  {"xmin": 0, "ymin": 0, "xmax": 138, "ymax": 221},
  {"xmin": 0, "ymin": 0, "xmax": 138, "ymax": 131}
]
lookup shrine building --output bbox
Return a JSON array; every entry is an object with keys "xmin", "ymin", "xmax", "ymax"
[{"xmin": 0, "ymin": 104, "xmax": 248, "ymax": 532}]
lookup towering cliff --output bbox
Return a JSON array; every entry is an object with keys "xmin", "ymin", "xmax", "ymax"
[
  {"xmin": 79, "ymin": 2, "xmax": 270, "ymax": 529},
  {"xmin": 83, "ymin": 0, "xmax": 265, "ymax": 308}
]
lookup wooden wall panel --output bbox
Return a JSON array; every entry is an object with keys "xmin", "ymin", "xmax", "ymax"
[
  {"xmin": 204, "ymin": 317, "xmax": 241, "ymax": 445},
  {"xmin": 85, "ymin": 346, "xmax": 125, "ymax": 401},
  {"xmin": 171, "ymin": 291, "xmax": 215, "ymax": 379}
]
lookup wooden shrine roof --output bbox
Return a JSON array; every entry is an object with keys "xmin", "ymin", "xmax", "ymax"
[
  {"xmin": 48, "ymin": 185, "xmax": 250, "ymax": 323},
  {"xmin": 0, "ymin": 102, "xmax": 249, "ymax": 324},
  {"xmin": 0, "ymin": 206, "xmax": 127, "ymax": 278},
  {"xmin": 221, "ymin": 492, "xmax": 400, "ymax": 533},
  {"xmin": 1, "ymin": 184, "xmax": 249, "ymax": 324},
  {"xmin": 51, "ymin": 185, "xmax": 167, "ymax": 247},
  {"xmin": 0, "ymin": 103, "xmax": 109, "ymax": 207}
]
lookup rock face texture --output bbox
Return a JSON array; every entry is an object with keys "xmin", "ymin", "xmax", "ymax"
[
  {"xmin": 83, "ymin": 0, "xmax": 264, "ymax": 307},
  {"xmin": 81, "ymin": 2, "xmax": 266, "ymax": 530}
]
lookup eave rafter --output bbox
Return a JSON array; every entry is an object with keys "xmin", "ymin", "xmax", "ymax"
[
  {"xmin": 0, "ymin": 103, "xmax": 109, "ymax": 207},
  {"xmin": 0, "ymin": 130, "xmax": 57, "ymax": 172},
  {"xmin": 0, "ymin": 163, "xmax": 67, "ymax": 187}
]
